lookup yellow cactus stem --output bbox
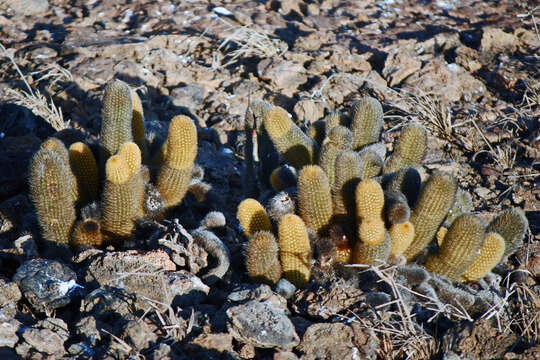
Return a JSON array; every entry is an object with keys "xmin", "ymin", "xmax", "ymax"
[
  {"xmin": 156, "ymin": 115, "xmax": 198, "ymax": 209},
  {"xmin": 436, "ymin": 227, "xmax": 448, "ymax": 246},
  {"xmin": 263, "ymin": 106, "xmax": 317, "ymax": 169},
  {"xmin": 117, "ymin": 142, "xmax": 142, "ymax": 177},
  {"xmin": 68, "ymin": 141, "xmax": 99, "ymax": 204},
  {"xmin": 461, "ymin": 232, "xmax": 505, "ymax": 282},
  {"xmin": 332, "ymin": 150, "xmax": 363, "ymax": 225},
  {"xmin": 29, "ymin": 149, "xmax": 76, "ymax": 245},
  {"xmin": 486, "ymin": 207, "xmax": 529, "ymax": 260},
  {"xmin": 350, "ymin": 96, "xmax": 384, "ymax": 150},
  {"xmin": 117, "ymin": 142, "xmax": 145, "ymax": 217},
  {"xmin": 425, "ymin": 214, "xmax": 485, "ymax": 282},
  {"xmin": 355, "ymin": 179, "xmax": 385, "ymax": 219},
  {"xmin": 383, "ymin": 123, "xmax": 427, "ymax": 174},
  {"xmin": 130, "ymin": 88, "xmax": 149, "ymax": 163},
  {"xmin": 71, "ymin": 218, "xmax": 103, "ymax": 248},
  {"xmin": 355, "ymin": 179, "xmax": 385, "ymax": 246},
  {"xmin": 358, "ymin": 218, "xmax": 386, "ymax": 246},
  {"xmin": 389, "ymin": 221, "xmax": 415, "ymax": 256},
  {"xmin": 358, "ymin": 149, "xmax": 383, "ymax": 179},
  {"xmin": 41, "ymin": 137, "xmax": 79, "ymax": 203},
  {"xmin": 324, "ymin": 111, "xmax": 349, "ymax": 134},
  {"xmin": 237, "ymin": 198, "xmax": 272, "ymax": 238},
  {"xmin": 278, "ymin": 214, "xmax": 311, "ymax": 288},
  {"xmin": 352, "ymin": 230, "xmax": 391, "ymax": 265},
  {"xmin": 246, "ymin": 231, "xmax": 282, "ymax": 285},
  {"xmin": 297, "ymin": 165, "xmax": 333, "ymax": 237},
  {"xmin": 403, "ymin": 171, "xmax": 457, "ymax": 261},
  {"xmin": 100, "ymin": 80, "xmax": 133, "ymax": 164},
  {"xmin": 319, "ymin": 125, "xmax": 353, "ymax": 187},
  {"xmin": 102, "ymin": 155, "xmax": 140, "ymax": 238}
]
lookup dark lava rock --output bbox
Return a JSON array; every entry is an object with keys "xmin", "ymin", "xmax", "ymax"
[
  {"xmin": 0, "ymin": 135, "xmax": 41, "ymax": 201},
  {"xmin": 13, "ymin": 258, "xmax": 81, "ymax": 313}
]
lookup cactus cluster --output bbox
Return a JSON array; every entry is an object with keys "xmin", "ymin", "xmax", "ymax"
[
  {"xmin": 29, "ymin": 80, "xmax": 203, "ymax": 249},
  {"xmin": 238, "ymin": 198, "xmax": 311, "ymax": 287},
  {"xmin": 238, "ymin": 97, "xmax": 529, "ymax": 288}
]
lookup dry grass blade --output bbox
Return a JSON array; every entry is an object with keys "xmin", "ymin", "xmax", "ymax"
[
  {"xmin": 102, "ymin": 328, "xmax": 144, "ymax": 359},
  {"xmin": 138, "ymin": 295, "xmax": 191, "ymax": 342},
  {"xmin": 343, "ymin": 264, "xmax": 438, "ymax": 359},
  {"xmin": 505, "ymin": 277, "xmax": 540, "ymax": 343},
  {"xmin": 209, "ymin": 17, "xmax": 287, "ymax": 69},
  {"xmin": 0, "ymin": 43, "xmax": 70, "ymax": 131}
]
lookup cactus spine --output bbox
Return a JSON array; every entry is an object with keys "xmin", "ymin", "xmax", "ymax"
[
  {"xmin": 68, "ymin": 142, "xmax": 99, "ymax": 204},
  {"xmin": 358, "ymin": 149, "xmax": 383, "ymax": 179},
  {"xmin": 101, "ymin": 155, "xmax": 140, "ymax": 238},
  {"xmin": 117, "ymin": 142, "xmax": 145, "ymax": 217},
  {"xmin": 461, "ymin": 232, "xmax": 505, "ymax": 282},
  {"xmin": 100, "ymin": 80, "xmax": 133, "ymax": 165},
  {"xmin": 352, "ymin": 230, "xmax": 391, "ymax": 265},
  {"xmin": 383, "ymin": 123, "xmax": 427, "ymax": 174},
  {"xmin": 425, "ymin": 214, "xmax": 485, "ymax": 282},
  {"xmin": 41, "ymin": 137, "xmax": 79, "ymax": 203},
  {"xmin": 318, "ymin": 125, "xmax": 352, "ymax": 187},
  {"xmin": 156, "ymin": 115, "xmax": 197, "ymax": 209},
  {"xmin": 355, "ymin": 179, "xmax": 385, "ymax": 246},
  {"xmin": 389, "ymin": 221, "xmax": 415, "ymax": 256},
  {"xmin": 72, "ymin": 218, "xmax": 103, "ymax": 248},
  {"xmin": 297, "ymin": 165, "xmax": 333, "ymax": 237},
  {"xmin": 264, "ymin": 106, "xmax": 317, "ymax": 169},
  {"xmin": 237, "ymin": 198, "xmax": 272, "ymax": 237},
  {"xmin": 350, "ymin": 97, "xmax": 383, "ymax": 150},
  {"xmin": 130, "ymin": 89, "xmax": 149, "ymax": 163},
  {"xmin": 486, "ymin": 208, "xmax": 528, "ymax": 260},
  {"xmin": 403, "ymin": 171, "xmax": 457, "ymax": 261},
  {"xmin": 278, "ymin": 214, "xmax": 311, "ymax": 287},
  {"xmin": 29, "ymin": 150, "xmax": 76, "ymax": 245},
  {"xmin": 246, "ymin": 231, "xmax": 282, "ymax": 285},
  {"xmin": 332, "ymin": 150, "xmax": 363, "ymax": 225}
]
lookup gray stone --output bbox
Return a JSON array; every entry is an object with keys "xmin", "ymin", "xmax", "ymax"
[
  {"xmin": 298, "ymin": 322, "xmax": 378, "ymax": 360},
  {"xmin": 170, "ymin": 83, "xmax": 206, "ymax": 109},
  {"xmin": 1, "ymin": 0, "xmax": 49, "ymax": 16},
  {"xmin": 274, "ymin": 278, "xmax": 296, "ymax": 300},
  {"xmin": 0, "ymin": 316, "xmax": 20, "ymax": 348},
  {"xmin": 293, "ymin": 99, "xmax": 325, "ymax": 125},
  {"xmin": 226, "ymin": 300, "xmax": 299, "ymax": 350},
  {"xmin": 257, "ymin": 58, "xmax": 307, "ymax": 96},
  {"xmin": 84, "ymin": 250, "xmax": 209, "ymax": 309}
]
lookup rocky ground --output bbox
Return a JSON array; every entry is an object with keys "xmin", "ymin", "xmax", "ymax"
[{"xmin": 0, "ymin": 0, "xmax": 539, "ymax": 359}]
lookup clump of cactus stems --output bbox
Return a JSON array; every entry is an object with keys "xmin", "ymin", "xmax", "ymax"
[
  {"xmin": 239, "ymin": 96, "xmax": 529, "ymax": 288},
  {"xmin": 29, "ymin": 79, "xmax": 204, "ymax": 249}
]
